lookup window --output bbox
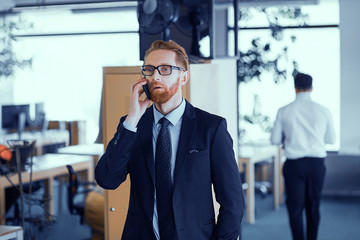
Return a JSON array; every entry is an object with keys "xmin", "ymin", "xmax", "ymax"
[
  {"xmin": 10, "ymin": 8, "xmax": 141, "ymax": 143},
  {"xmin": 233, "ymin": 1, "xmax": 340, "ymax": 150}
]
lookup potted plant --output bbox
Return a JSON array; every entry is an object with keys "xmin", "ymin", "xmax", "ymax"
[
  {"xmin": 0, "ymin": 18, "xmax": 32, "ymax": 80},
  {"xmin": 237, "ymin": 6, "xmax": 308, "ymax": 140}
]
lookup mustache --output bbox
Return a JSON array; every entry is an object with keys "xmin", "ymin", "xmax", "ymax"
[{"xmin": 149, "ymin": 81, "xmax": 167, "ymax": 91}]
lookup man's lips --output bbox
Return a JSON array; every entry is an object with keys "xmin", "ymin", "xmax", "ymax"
[
  {"xmin": 149, "ymin": 81, "xmax": 166, "ymax": 92},
  {"xmin": 152, "ymin": 86, "xmax": 163, "ymax": 90}
]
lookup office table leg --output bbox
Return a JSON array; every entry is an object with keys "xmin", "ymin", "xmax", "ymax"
[
  {"xmin": 0, "ymin": 226, "xmax": 24, "ymax": 240},
  {"xmin": 273, "ymin": 153, "xmax": 280, "ymax": 210},
  {"xmin": 280, "ymin": 164, "xmax": 284, "ymax": 204},
  {"xmin": 245, "ymin": 159, "xmax": 255, "ymax": 224},
  {"xmin": 88, "ymin": 160, "xmax": 94, "ymax": 182},
  {"xmin": 0, "ymin": 188, "xmax": 5, "ymax": 225},
  {"xmin": 43, "ymin": 178, "xmax": 54, "ymax": 222},
  {"xmin": 279, "ymin": 148, "xmax": 284, "ymax": 205},
  {"xmin": 17, "ymin": 228, "xmax": 24, "ymax": 240}
]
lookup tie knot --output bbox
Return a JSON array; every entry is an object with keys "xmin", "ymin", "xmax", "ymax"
[{"xmin": 159, "ymin": 117, "xmax": 170, "ymax": 128}]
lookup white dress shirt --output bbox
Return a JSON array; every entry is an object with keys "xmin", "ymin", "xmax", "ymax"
[
  {"xmin": 151, "ymin": 99, "xmax": 185, "ymax": 239},
  {"xmin": 123, "ymin": 98, "xmax": 186, "ymax": 240},
  {"xmin": 270, "ymin": 92, "xmax": 336, "ymax": 159}
]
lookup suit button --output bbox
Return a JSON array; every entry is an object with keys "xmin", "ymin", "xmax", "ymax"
[{"xmin": 148, "ymin": 218, "xmax": 152, "ymax": 222}]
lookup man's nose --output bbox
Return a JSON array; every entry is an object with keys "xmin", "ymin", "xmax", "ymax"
[{"xmin": 152, "ymin": 70, "xmax": 162, "ymax": 81}]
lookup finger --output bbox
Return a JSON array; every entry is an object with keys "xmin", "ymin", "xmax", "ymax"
[
  {"xmin": 139, "ymin": 97, "xmax": 151, "ymax": 107},
  {"xmin": 135, "ymin": 78, "xmax": 149, "ymax": 95},
  {"xmin": 132, "ymin": 78, "xmax": 147, "ymax": 93},
  {"xmin": 134, "ymin": 77, "xmax": 147, "ymax": 86},
  {"xmin": 138, "ymin": 87, "xmax": 145, "ymax": 95}
]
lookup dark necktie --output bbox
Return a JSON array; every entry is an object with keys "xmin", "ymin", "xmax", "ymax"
[{"xmin": 155, "ymin": 118, "xmax": 176, "ymax": 239}]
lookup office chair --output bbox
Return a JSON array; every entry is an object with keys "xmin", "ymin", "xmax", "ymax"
[
  {"xmin": 254, "ymin": 159, "xmax": 272, "ymax": 198},
  {"xmin": 239, "ymin": 159, "xmax": 272, "ymax": 199},
  {"xmin": 4, "ymin": 141, "xmax": 44, "ymax": 226},
  {"xmin": 66, "ymin": 164, "xmax": 96, "ymax": 224}
]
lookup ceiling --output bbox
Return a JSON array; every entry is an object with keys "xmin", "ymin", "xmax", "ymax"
[
  {"xmin": 0, "ymin": 0, "xmax": 320, "ymax": 14},
  {"xmin": 0, "ymin": 0, "xmax": 138, "ymax": 14}
]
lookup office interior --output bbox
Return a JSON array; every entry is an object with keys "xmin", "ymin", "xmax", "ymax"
[{"xmin": 0, "ymin": 0, "xmax": 359, "ymax": 239}]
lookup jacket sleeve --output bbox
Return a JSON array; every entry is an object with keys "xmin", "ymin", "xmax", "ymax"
[
  {"xmin": 95, "ymin": 116, "xmax": 138, "ymax": 190},
  {"xmin": 211, "ymin": 119, "xmax": 245, "ymax": 240}
]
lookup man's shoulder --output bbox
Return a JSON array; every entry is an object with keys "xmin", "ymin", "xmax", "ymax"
[
  {"xmin": 277, "ymin": 101, "xmax": 295, "ymax": 113},
  {"xmin": 190, "ymin": 104, "xmax": 224, "ymax": 122},
  {"xmin": 279, "ymin": 98, "xmax": 331, "ymax": 116},
  {"xmin": 298, "ymin": 98, "xmax": 331, "ymax": 113},
  {"xmin": 311, "ymin": 100, "xmax": 330, "ymax": 110},
  {"xmin": 183, "ymin": 102, "xmax": 225, "ymax": 128}
]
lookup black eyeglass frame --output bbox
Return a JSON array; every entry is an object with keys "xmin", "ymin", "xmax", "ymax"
[{"xmin": 141, "ymin": 65, "xmax": 185, "ymax": 76}]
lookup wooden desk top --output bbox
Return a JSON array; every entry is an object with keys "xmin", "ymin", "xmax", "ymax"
[
  {"xmin": 0, "ymin": 225, "xmax": 22, "ymax": 236},
  {"xmin": 57, "ymin": 143, "xmax": 104, "ymax": 156},
  {"xmin": 0, "ymin": 130, "xmax": 69, "ymax": 147},
  {"xmin": 0, "ymin": 154, "xmax": 93, "ymax": 188},
  {"xmin": 31, "ymin": 154, "xmax": 94, "ymax": 171},
  {"xmin": 239, "ymin": 144, "xmax": 278, "ymax": 162},
  {"xmin": 0, "ymin": 153, "xmax": 94, "ymax": 225}
]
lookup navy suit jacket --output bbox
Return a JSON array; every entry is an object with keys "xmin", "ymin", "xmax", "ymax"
[{"xmin": 95, "ymin": 101, "xmax": 245, "ymax": 240}]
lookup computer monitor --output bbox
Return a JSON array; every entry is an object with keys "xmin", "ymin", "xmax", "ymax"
[
  {"xmin": 27, "ymin": 102, "xmax": 46, "ymax": 131},
  {"xmin": 1, "ymin": 104, "xmax": 30, "ymax": 134}
]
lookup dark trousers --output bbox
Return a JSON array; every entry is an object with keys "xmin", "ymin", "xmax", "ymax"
[{"xmin": 283, "ymin": 157, "xmax": 326, "ymax": 240}]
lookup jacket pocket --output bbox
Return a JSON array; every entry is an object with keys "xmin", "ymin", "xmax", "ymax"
[
  {"xmin": 187, "ymin": 149, "xmax": 209, "ymax": 159},
  {"xmin": 201, "ymin": 218, "xmax": 215, "ymax": 239}
]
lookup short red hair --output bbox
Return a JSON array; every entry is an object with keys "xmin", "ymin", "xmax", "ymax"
[{"xmin": 144, "ymin": 40, "xmax": 189, "ymax": 71}]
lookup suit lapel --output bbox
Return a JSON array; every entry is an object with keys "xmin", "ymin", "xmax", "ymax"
[
  {"xmin": 138, "ymin": 106, "xmax": 155, "ymax": 186},
  {"xmin": 173, "ymin": 101, "xmax": 197, "ymax": 188}
]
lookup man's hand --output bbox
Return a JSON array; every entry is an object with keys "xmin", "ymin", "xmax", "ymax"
[{"xmin": 125, "ymin": 78, "xmax": 151, "ymax": 127}]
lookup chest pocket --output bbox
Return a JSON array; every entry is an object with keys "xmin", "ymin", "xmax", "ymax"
[{"xmin": 187, "ymin": 149, "xmax": 209, "ymax": 160}]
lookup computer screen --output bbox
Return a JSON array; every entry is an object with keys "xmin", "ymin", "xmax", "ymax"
[{"xmin": 1, "ymin": 104, "xmax": 30, "ymax": 132}]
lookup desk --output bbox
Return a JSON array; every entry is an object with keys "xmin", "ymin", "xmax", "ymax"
[
  {"xmin": 0, "ymin": 226, "xmax": 23, "ymax": 240},
  {"xmin": 0, "ymin": 154, "xmax": 94, "ymax": 225},
  {"xmin": 57, "ymin": 143, "xmax": 104, "ymax": 165},
  {"xmin": 238, "ymin": 144, "xmax": 282, "ymax": 224},
  {"xmin": 57, "ymin": 144, "xmax": 103, "ymax": 211},
  {"xmin": 0, "ymin": 130, "xmax": 70, "ymax": 155}
]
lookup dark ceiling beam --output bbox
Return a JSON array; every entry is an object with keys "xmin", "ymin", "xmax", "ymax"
[
  {"xmin": 0, "ymin": 0, "xmax": 137, "ymax": 14},
  {"xmin": 13, "ymin": 0, "xmax": 137, "ymax": 8}
]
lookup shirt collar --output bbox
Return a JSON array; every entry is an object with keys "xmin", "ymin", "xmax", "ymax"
[
  {"xmin": 153, "ymin": 98, "xmax": 186, "ymax": 126},
  {"xmin": 296, "ymin": 92, "xmax": 311, "ymax": 100}
]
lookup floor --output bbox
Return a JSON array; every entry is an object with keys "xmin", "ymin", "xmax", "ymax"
[
  {"xmin": 5, "ymin": 180, "xmax": 360, "ymax": 240},
  {"xmin": 5, "ymin": 179, "xmax": 92, "ymax": 240}
]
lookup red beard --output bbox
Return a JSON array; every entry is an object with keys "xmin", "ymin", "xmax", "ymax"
[{"xmin": 149, "ymin": 79, "xmax": 180, "ymax": 104}]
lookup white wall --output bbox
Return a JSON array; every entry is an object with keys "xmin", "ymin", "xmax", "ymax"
[
  {"xmin": 339, "ymin": 0, "xmax": 360, "ymax": 154},
  {"xmin": 322, "ymin": 0, "xmax": 360, "ymax": 196},
  {"xmin": 189, "ymin": 58, "xmax": 239, "ymax": 215},
  {"xmin": 189, "ymin": 58, "xmax": 239, "ymax": 159}
]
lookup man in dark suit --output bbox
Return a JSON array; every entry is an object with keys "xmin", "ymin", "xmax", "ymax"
[{"xmin": 95, "ymin": 40, "xmax": 245, "ymax": 240}]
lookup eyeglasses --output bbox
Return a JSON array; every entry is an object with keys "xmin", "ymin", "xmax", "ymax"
[{"xmin": 141, "ymin": 65, "xmax": 185, "ymax": 76}]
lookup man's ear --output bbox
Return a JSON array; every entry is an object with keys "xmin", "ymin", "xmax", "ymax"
[{"xmin": 180, "ymin": 71, "xmax": 189, "ymax": 86}]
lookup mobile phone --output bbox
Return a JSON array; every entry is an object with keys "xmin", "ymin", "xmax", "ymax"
[{"xmin": 142, "ymin": 83, "xmax": 151, "ymax": 100}]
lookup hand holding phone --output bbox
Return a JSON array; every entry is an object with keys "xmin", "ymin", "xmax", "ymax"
[
  {"xmin": 126, "ymin": 79, "xmax": 150, "ymax": 127},
  {"xmin": 142, "ymin": 83, "xmax": 151, "ymax": 100}
]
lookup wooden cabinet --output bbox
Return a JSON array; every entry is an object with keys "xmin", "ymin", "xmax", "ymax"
[
  {"xmin": 102, "ymin": 59, "xmax": 237, "ymax": 239},
  {"xmin": 102, "ymin": 66, "xmax": 140, "ymax": 240}
]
